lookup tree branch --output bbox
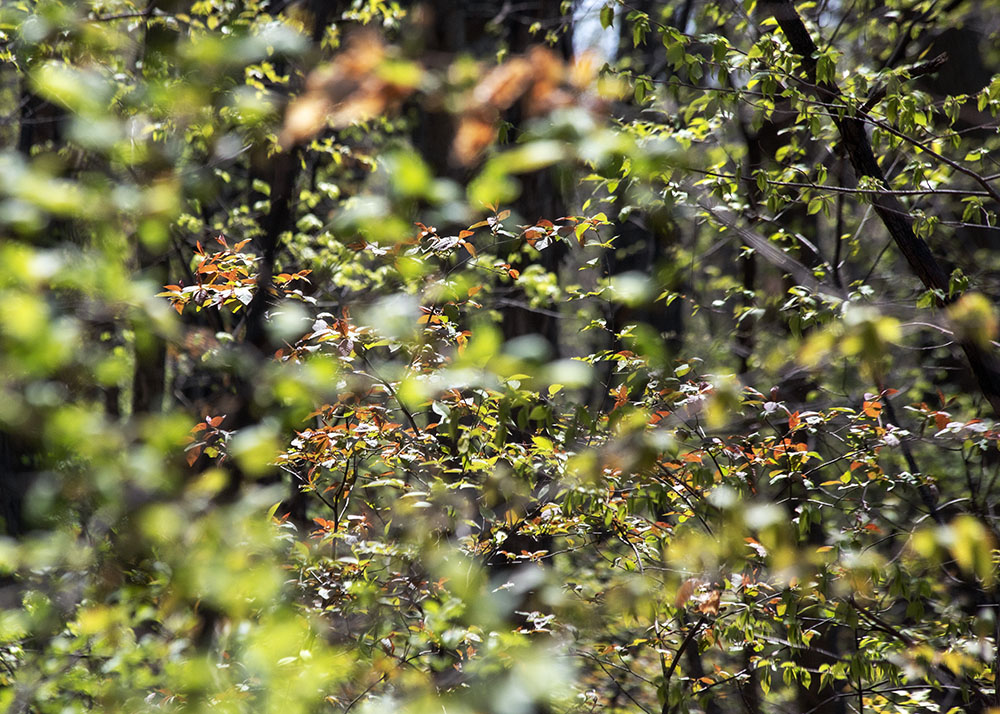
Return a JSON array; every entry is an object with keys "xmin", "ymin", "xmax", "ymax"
[{"xmin": 759, "ymin": 0, "xmax": 1000, "ymax": 417}]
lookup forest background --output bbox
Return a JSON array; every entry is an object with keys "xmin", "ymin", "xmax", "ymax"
[{"xmin": 2, "ymin": 1, "xmax": 1000, "ymax": 713}]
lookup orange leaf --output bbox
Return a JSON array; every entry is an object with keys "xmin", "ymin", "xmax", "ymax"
[
  {"xmin": 313, "ymin": 517, "xmax": 336, "ymax": 532},
  {"xmin": 508, "ymin": 268, "xmax": 520, "ymax": 280},
  {"xmin": 788, "ymin": 411, "xmax": 801, "ymax": 431},
  {"xmin": 863, "ymin": 400, "xmax": 882, "ymax": 418}
]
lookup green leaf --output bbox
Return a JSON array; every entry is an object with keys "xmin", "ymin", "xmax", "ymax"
[{"xmin": 600, "ymin": 4, "xmax": 614, "ymax": 29}]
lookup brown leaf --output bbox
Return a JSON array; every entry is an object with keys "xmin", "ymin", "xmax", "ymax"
[
  {"xmin": 280, "ymin": 93, "xmax": 334, "ymax": 149},
  {"xmin": 453, "ymin": 114, "xmax": 497, "ymax": 166},
  {"xmin": 186, "ymin": 444, "xmax": 203, "ymax": 467},
  {"xmin": 675, "ymin": 577, "xmax": 697, "ymax": 609},
  {"xmin": 528, "ymin": 46, "xmax": 564, "ymax": 88},
  {"xmin": 472, "ymin": 57, "xmax": 535, "ymax": 111},
  {"xmin": 697, "ymin": 589, "xmax": 721, "ymax": 616},
  {"xmin": 525, "ymin": 47, "xmax": 570, "ymax": 115},
  {"xmin": 934, "ymin": 411, "xmax": 949, "ymax": 431},
  {"xmin": 280, "ymin": 32, "xmax": 417, "ymax": 148}
]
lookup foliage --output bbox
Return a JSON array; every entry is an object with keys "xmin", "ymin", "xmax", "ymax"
[{"xmin": 2, "ymin": 2, "xmax": 1000, "ymax": 714}]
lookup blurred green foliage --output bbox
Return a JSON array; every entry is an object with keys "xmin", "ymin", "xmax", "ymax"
[{"xmin": 2, "ymin": 2, "xmax": 1000, "ymax": 714}]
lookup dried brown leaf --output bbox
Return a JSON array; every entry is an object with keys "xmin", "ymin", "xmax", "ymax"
[
  {"xmin": 453, "ymin": 114, "xmax": 497, "ymax": 166},
  {"xmin": 280, "ymin": 32, "xmax": 416, "ymax": 148},
  {"xmin": 675, "ymin": 577, "xmax": 697, "ymax": 609},
  {"xmin": 473, "ymin": 57, "xmax": 534, "ymax": 111},
  {"xmin": 697, "ymin": 590, "xmax": 721, "ymax": 616}
]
